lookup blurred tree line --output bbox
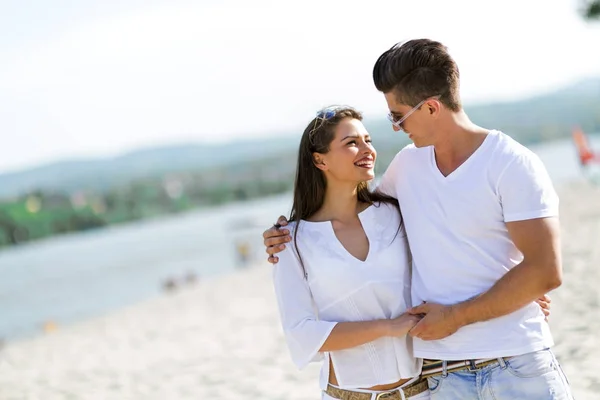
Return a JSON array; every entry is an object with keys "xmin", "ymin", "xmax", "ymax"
[
  {"xmin": 583, "ymin": 0, "xmax": 600, "ymax": 18},
  {"xmin": 0, "ymin": 155, "xmax": 297, "ymax": 248}
]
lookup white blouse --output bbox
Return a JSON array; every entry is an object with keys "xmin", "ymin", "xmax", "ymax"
[{"xmin": 272, "ymin": 202, "xmax": 422, "ymax": 390}]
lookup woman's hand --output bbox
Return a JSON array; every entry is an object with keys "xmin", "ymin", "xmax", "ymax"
[{"xmin": 386, "ymin": 313, "xmax": 423, "ymax": 337}]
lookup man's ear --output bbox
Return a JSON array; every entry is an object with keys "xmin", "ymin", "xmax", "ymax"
[
  {"xmin": 313, "ymin": 153, "xmax": 328, "ymax": 171},
  {"xmin": 427, "ymin": 98, "xmax": 442, "ymax": 116}
]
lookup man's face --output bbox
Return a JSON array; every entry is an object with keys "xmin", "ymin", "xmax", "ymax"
[{"xmin": 384, "ymin": 92, "xmax": 437, "ymax": 148}]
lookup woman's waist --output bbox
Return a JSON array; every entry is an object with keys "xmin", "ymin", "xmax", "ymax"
[
  {"xmin": 329, "ymin": 360, "xmax": 413, "ymax": 391},
  {"xmin": 322, "ymin": 340, "xmax": 421, "ymax": 388}
]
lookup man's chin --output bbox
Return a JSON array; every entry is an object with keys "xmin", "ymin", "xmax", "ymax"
[
  {"xmin": 411, "ymin": 139, "xmax": 426, "ymax": 148},
  {"xmin": 409, "ymin": 137, "xmax": 432, "ymax": 148}
]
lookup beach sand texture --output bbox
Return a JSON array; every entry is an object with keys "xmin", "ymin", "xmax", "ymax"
[{"xmin": 0, "ymin": 181, "xmax": 598, "ymax": 399}]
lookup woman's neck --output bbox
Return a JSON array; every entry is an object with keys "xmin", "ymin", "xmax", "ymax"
[{"xmin": 309, "ymin": 182, "xmax": 366, "ymax": 223}]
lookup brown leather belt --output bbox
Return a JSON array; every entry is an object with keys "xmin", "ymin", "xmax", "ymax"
[
  {"xmin": 421, "ymin": 357, "xmax": 511, "ymax": 378},
  {"xmin": 324, "ymin": 378, "xmax": 429, "ymax": 400}
]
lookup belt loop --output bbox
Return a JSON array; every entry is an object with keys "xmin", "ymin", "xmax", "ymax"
[
  {"xmin": 498, "ymin": 357, "xmax": 507, "ymax": 370},
  {"xmin": 442, "ymin": 360, "xmax": 448, "ymax": 377},
  {"xmin": 469, "ymin": 359, "xmax": 477, "ymax": 370}
]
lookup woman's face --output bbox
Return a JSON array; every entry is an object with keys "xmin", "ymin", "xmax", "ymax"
[{"xmin": 315, "ymin": 118, "xmax": 376, "ymax": 184}]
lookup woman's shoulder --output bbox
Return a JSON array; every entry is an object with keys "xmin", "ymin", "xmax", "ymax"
[
  {"xmin": 370, "ymin": 200, "xmax": 401, "ymax": 220},
  {"xmin": 281, "ymin": 220, "xmax": 321, "ymax": 250},
  {"xmin": 369, "ymin": 201, "xmax": 406, "ymax": 239}
]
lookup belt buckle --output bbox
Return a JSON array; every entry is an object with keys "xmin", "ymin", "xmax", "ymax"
[{"xmin": 375, "ymin": 390, "xmax": 397, "ymax": 400}]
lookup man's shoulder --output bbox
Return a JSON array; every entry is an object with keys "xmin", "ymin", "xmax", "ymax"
[
  {"xmin": 486, "ymin": 130, "xmax": 550, "ymax": 183},
  {"xmin": 397, "ymin": 142, "xmax": 424, "ymax": 154},
  {"xmin": 481, "ymin": 130, "xmax": 542, "ymax": 175},
  {"xmin": 393, "ymin": 143, "xmax": 429, "ymax": 163},
  {"xmin": 489, "ymin": 130, "xmax": 536, "ymax": 160}
]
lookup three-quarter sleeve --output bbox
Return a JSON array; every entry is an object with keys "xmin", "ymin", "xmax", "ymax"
[{"xmin": 272, "ymin": 245, "xmax": 338, "ymax": 370}]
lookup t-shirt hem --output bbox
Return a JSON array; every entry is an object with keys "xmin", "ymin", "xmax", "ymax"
[
  {"xmin": 414, "ymin": 339, "xmax": 554, "ymax": 360},
  {"xmin": 503, "ymin": 208, "xmax": 558, "ymax": 223}
]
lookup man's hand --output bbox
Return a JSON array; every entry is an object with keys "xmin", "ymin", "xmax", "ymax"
[
  {"xmin": 408, "ymin": 294, "xmax": 552, "ymax": 341},
  {"xmin": 263, "ymin": 215, "xmax": 292, "ymax": 264},
  {"xmin": 407, "ymin": 303, "xmax": 463, "ymax": 341}
]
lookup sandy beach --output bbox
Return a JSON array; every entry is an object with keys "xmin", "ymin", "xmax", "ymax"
[{"xmin": 0, "ymin": 181, "xmax": 598, "ymax": 400}]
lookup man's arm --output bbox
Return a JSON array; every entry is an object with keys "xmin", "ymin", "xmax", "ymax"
[
  {"xmin": 454, "ymin": 216, "xmax": 561, "ymax": 325},
  {"xmin": 409, "ymin": 217, "xmax": 561, "ymax": 341}
]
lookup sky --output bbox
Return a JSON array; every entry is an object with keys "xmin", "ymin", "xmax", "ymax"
[{"xmin": 1, "ymin": 0, "xmax": 599, "ymax": 174}]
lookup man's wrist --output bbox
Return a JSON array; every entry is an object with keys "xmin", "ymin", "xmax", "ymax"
[{"xmin": 450, "ymin": 301, "xmax": 475, "ymax": 328}]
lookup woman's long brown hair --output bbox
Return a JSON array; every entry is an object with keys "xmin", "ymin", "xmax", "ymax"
[{"xmin": 289, "ymin": 107, "xmax": 400, "ymax": 279}]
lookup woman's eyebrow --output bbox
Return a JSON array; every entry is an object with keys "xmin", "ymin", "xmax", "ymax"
[{"xmin": 341, "ymin": 134, "xmax": 360, "ymax": 141}]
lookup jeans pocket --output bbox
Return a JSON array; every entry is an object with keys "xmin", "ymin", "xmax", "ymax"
[
  {"xmin": 427, "ymin": 375, "xmax": 443, "ymax": 393},
  {"xmin": 506, "ymin": 349, "xmax": 556, "ymax": 378},
  {"xmin": 408, "ymin": 391, "xmax": 432, "ymax": 400}
]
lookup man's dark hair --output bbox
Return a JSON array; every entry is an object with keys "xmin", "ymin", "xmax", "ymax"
[{"xmin": 373, "ymin": 39, "xmax": 461, "ymax": 112}]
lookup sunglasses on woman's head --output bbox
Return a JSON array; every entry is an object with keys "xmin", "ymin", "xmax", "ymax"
[{"xmin": 310, "ymin": 106, "xmax": 347, "ymax": 139}]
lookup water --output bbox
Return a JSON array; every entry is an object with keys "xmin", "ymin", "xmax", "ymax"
[
  {"xmin": 0, "ymin": 135, "xmax": 598, "ymax": 341},
  {"xmin": 0, "ymin": 193, "xmax": 294, "ymax": 340}
]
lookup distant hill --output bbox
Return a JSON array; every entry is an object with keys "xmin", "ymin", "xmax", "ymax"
[
  {"xmin": 0, "ymin": 77, "xmax": 599, "ymax": 200},
  {"xmin": 0, "ymin": 137, "xmax": 296, "ymax": 199},
  {"xmin": 467, "ymin": 77, "xmax": 600, "ymax": 142}
]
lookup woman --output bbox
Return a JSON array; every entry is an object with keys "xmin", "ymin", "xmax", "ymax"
[{"xmin": 272, "ymin": 106, "xmax": 429, "ymax": 399}]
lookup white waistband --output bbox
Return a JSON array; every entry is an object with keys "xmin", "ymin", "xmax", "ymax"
[{"xmin": 328, "ymin": 375, "xmax": 420, "ymax": 393}]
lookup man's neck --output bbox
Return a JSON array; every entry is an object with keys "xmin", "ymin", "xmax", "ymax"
[{"xmin": 433, "ymin": 111, "xmax": 489, "ymax": 176}]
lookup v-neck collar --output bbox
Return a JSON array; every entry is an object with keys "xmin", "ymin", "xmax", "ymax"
[
  {"xmin": 429, "ymin": 130, "xmax": 495, "ymax": 183},
  {"xmin": 327, "ymin": 205, "xmax": 374, "ymax": 263},
  {"xmin": 303, "ymin": 204, "xmax": 375, "ymax": 264}
]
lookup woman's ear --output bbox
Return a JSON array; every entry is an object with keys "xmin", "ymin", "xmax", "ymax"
[{"xmin": 313, "ymin": 153, "xmax": 328, "ymax": 171}]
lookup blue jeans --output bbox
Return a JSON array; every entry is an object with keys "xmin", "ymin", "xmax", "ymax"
[{"xmin": 427, "ymin": 349, "xmax": 573, "ymax": 400}]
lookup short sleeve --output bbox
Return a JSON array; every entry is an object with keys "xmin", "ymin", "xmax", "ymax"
[
  {"xmin": 498, "ymin": 151, "xmax": 559, "ymax": 223},
  {"xmin": 272, "ymin": 245, "xmax": 338, "ymax": 369}
]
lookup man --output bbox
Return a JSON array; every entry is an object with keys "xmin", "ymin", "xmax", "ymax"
[{"xmin": 263, "ymin": 39, "xmax": 572, "ymax": 399}]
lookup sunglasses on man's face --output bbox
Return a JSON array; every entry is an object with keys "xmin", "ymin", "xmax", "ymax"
[{"xmin": 387, "ymin": 95, "xmax": 441, "ymax": 131}]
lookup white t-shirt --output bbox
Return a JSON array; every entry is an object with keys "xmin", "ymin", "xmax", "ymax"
[
  {"xmin": 272, "ymin": 202, "xmax": 422, "ymax": 390},
  {"xmin": 378, "ymin": 130, "xmax": 558, "ymax": 360}
]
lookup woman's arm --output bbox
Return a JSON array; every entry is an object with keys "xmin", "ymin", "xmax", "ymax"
[{"xmin": 319, "ymin": 313, "xmax": 421, "ymax": 352}]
